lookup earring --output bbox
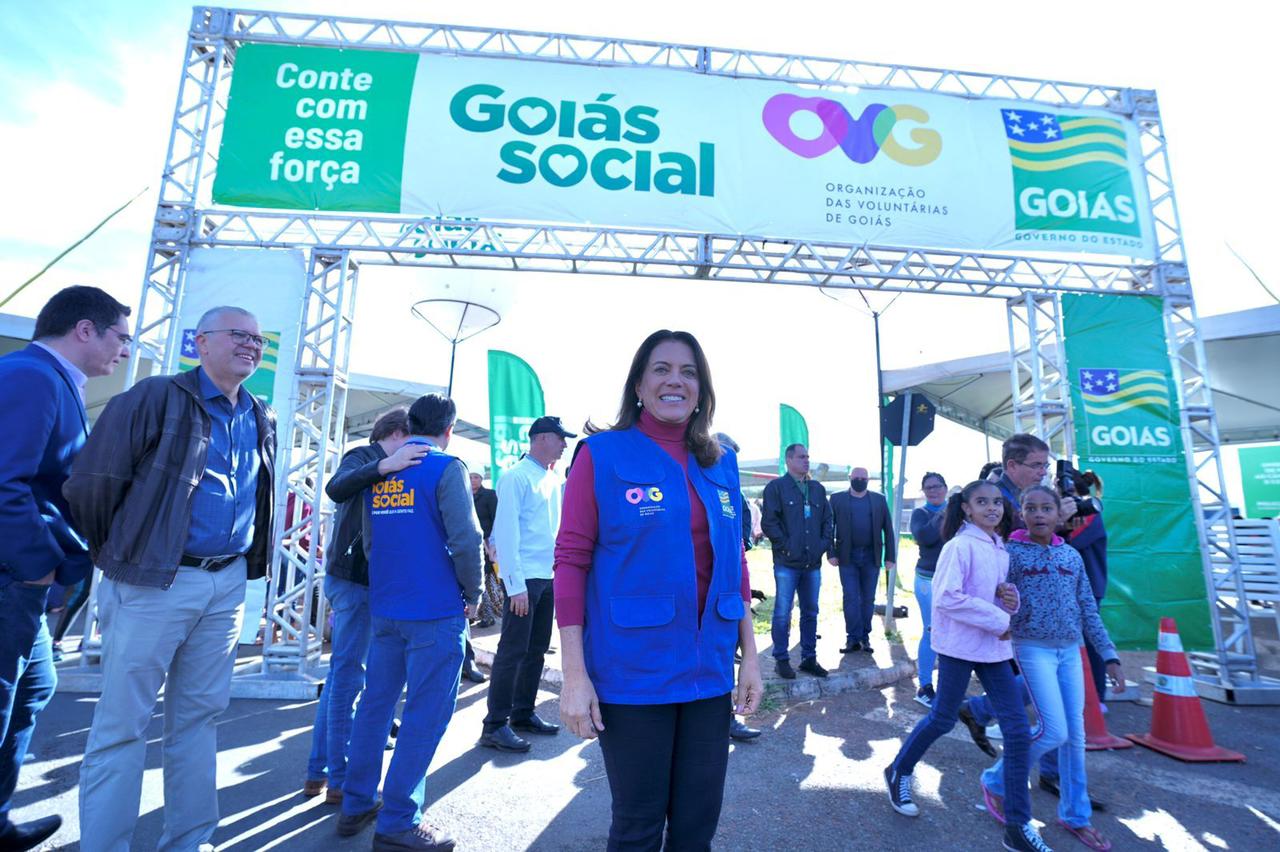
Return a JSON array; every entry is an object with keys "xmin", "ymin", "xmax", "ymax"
[
  {"xmin": 636, "ymin": 399, "xmax": 642, "ymax": 409},
  {"xmin": 694, "ymin": 407, "xmax": 701, "ymax": 415}
]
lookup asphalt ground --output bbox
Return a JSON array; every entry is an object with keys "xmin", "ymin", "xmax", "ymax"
[
  {"xmin": 20, "ymin": 544, "xmax": 1280, "ymax": 851},
  {"xmin": 15, "ymin": 644, "xmax": 1280, "ymax": 851}
]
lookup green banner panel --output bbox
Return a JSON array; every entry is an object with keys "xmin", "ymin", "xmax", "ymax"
[
  {"xmin": 213, "ymin": 44, "xmax": 418, "ymax": 212},
  {"xmin": 779, "ymin": 403, "xmax": 809, "ymax": 476},
  {"xmin": 488, "ymin": 351, "xmax": 545, "ymax": 484},
  {"xmin": 1062, "ymin": 294, "xmax": 1211, "ymax": 650},
  {"xmin": 1239, "ymin": 445, "xmax": 1280, "ymax": 518}
]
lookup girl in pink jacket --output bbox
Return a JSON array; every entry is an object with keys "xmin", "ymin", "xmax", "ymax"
[{"xmin": 886, "ymin": 481, "xmax": 1053, "ymax": 852}]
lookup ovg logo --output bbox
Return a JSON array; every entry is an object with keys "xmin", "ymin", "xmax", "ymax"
[
  {"xmin": 1079, "ymin": 368, "xmax": 1173, "ymax": 450},
  {"xmin": 625, "ymin": 486, "xmax": 664, "ymax": 505},
  {"xmin": 762, "ymin": 95, "xmax": 941, "ymax": 166},
  {"xmin": 625, "ymin": 485, "xmax": 666, "ymax": 519},
  {"xmin": 1005, "ymin": 110, "xmax": 1140, "ymax": 239}
]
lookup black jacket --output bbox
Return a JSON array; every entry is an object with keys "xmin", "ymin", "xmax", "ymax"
[
  {"xmin": 473, "ymin": 486, "xmax": 497, "ymax": 540},
  {"xmin": 761, "ymin": 476, "xmax": 833, "ymax": 570},
  {"xmin": 829, "ymin": 489, "xmax": 897, "ymax": 568},
  {"xmin": 323, "ymin": 443, "xmax": 387, "ymax": 586}
]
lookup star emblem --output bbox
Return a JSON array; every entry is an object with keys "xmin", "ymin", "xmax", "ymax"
[
  {"xmin": 1083, "ymin": 370, "xmax": 1094, "ymax": 380},
  {"xmin": 1010, "ymin": 124, "xmax": 1026, "ymax": 136},
  {"xmin": 1005, "ymin": 111, "xmax": 1023, "ymax": 123},
  {"xmin": 1044, "ymin": 127, "xmax": 1059, "ymax": 139},
  {"xmin": 1106, "ymin": 371, "xmax": 1117, "ymax": 381},
  {"xmin": 1106, "ymin": 382, "xmax": 1118, "ymax": 392},
  {"xmin": 1028, "ymin": 121, "xmax": 1039, "ymax": 131}
]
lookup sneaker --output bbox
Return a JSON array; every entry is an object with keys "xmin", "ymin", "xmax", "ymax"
[
  {"xmin": 798, "ymin": 658, "xmax": 828, "ymax": 678},
  {"xmin": 913, "ymin": 685, "xmax": 935, "ymax": 708},
  {"xmin": 884, "ymin": 765, "xmax": 919, "ymax": 817},
  {"xmin": 1039, "ymin": 776, "xmax": 1106, "ymax": 811},
  {"xmin": 981, "ymin": 780, "xmax": 1007, "ymax": 825},
  {"xmin": 775, "ymin": 659, "xmax": 796, "ymax": 679},
  {"xmin": 373, "ymin": 821, "xmax": 457, "ymax": 851},
  {"xmin": 336, "ymin": 801, "xmax": 382, "ymax": 837},
  {"xmin": 958, "ymin": 703, "xmax": 999, "ymax": 758},
  {"xmin": 1003, "ymin": 822, "xmax": 1054, "ymax": 852}
]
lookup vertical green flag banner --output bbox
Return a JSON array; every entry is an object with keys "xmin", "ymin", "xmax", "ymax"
[
  {"xmin": 488, "ymin": 351, "xmax": 545, "ymax": 484},
  {"xmin": 1062, "ymin": 294, "xmax": 1211, "ymax": 650},
  {"xmin": 779, "ymin": 404, "xmax": 809, "ymax": 476},
  {"xmin": 1239, "ymin": 445, "xmax": 1280, "ymax": 518},
  {"xmin": 213, "ymin": 44, "xmax": 418, "ymax": 211}
]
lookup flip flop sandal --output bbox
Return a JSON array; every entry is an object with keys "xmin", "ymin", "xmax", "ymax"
[
  {"xmin": 981, "ymin": 781, "xmax": 1006, "ymax": 825},
  {"xmin": 1059, "ymin": 820, "xmax": 1112, "ymax": 851}
]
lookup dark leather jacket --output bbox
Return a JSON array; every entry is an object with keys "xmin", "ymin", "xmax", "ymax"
[
  {"xmin": 64, "ymin": 369, "xmax": 276, "ymax": 590},
  {"xmin": 323, "ymin": 442, "xmax": 386, "ymax": 586}
]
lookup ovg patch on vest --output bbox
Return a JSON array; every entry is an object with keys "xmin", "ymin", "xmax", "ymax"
[{"xmin": 625, "ymin": 485, "xmax": 666, "ymax": 518}]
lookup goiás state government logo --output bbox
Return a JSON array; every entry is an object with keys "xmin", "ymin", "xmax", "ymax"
[
  {"xmin": 1004, "ymin": 110, "xmax": 1141, "ymax": 250},
  {"xmin": 1077, "ymin": 368, "xmax": 1174, "ymax": 453}
]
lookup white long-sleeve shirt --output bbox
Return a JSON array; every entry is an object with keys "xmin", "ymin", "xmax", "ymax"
[{"xmin": 491, "ymin": 455, "xmax": 563, "ymax": 596}]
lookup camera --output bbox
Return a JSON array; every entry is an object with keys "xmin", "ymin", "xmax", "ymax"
[{"xmin": 1055, "ymin": 459, "xmax": 1098, "ymax": 517}]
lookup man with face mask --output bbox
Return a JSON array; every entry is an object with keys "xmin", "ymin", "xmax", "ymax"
[{"xmin": 827, "ymin": 467, "xmax": 896, "ymax": 657}]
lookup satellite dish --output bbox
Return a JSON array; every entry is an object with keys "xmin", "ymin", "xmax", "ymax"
[{"xmin": 410, "ymin": 298, "xmax": 501, "ymax": 395}]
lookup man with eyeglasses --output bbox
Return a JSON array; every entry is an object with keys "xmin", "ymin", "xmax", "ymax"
[
  {"xmin": 0, "ymin": 286, "xmax": 131, "ymax": 851},
  {"xmin": 991, "ymin": 433, "xmax": 1077, "ymax": 532},
  {"xmin": 66, "ymin": 305, "xmax": 276, "ymax": 852}
]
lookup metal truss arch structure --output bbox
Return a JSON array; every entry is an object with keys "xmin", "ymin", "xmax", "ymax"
[{"xmin": 104, "ymin": 6, "xmax": 1262, "ymax": 699}]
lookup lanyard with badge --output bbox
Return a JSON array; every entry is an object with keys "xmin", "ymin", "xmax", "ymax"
[{"xmin": 795, "ymin": 477, "xmax": 811, "ymax": 519}]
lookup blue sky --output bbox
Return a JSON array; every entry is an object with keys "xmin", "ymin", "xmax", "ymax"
[{"xmin": 3, "ymin": 0, "xmax": 1275, "ymax": 501}]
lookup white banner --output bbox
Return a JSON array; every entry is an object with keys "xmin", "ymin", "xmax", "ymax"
[{"xmin": 215, "ymin": 45, "xmax": 1156, "ymax": 260}]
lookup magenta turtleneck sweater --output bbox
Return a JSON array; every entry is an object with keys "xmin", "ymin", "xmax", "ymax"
[{"xmin": 553, "ymin": 409, "xmax": 751, "ymax": 628}]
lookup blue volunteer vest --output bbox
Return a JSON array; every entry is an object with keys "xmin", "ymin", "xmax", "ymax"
[
  {"xmin": 367, "ymin": 438, "xmax": 463, "ymax": 621},
  {"xmin": 584, "ymin": 428, "xmax": 745, "ymax": 704}
]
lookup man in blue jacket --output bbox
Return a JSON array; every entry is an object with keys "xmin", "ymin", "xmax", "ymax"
[
  {"xmin": 337, "ymin": 394, "xmax": 482, "ymax": 852},
  {"xmin": 0, "ymin": 286, "xmax": 131, "ymax": 851}
]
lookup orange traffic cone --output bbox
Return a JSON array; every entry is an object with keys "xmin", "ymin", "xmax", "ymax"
[
  {"xmin": 1080, "ymin": 645, "xmax": 1131, "ymax": 751},
  {"xmin": 1125, "ymin": 617, "xmax": 1245, "ymax": 762}
]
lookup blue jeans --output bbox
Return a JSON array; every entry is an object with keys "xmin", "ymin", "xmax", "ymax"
[
  {"xmin": 983, "ymin": 643, "xmax": 1090, "ymax": 827},
  {"xmin": 838, "ymin": 559, "xmax": 877, "ymax": 645},
  {"xmin": 914, "ymin": 573, "xmax": 936, "ymax": 688},
  {"xmin": 771, "ymin": 565, "xmax": 820, "ymax": 662},
  {"xmin": 965, "ymin": 672, "xmax": 1063, "ymax": 781},
  {"xmin": 342, "ymin": 615, "xmax": 466, "ymax": 835},
  {"xmin": 307, "ymin": 575, "xmax": 371, "ymax": 788},
  {"xmin": 893, "ymin": 653, "xmax": 1031, "ymax": 827},
  {"xmin": 0, "ymin": 582, "xmax": 56, "ymax": 833}
]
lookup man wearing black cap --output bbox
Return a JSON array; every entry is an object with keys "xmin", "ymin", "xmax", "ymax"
[{"xmin": 478, "ymin": 416, "xmax": 574, "ymax": 752}]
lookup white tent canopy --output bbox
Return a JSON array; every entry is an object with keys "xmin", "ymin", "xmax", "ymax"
[{"xmin": 883, "ymin": 304, "xmax": 1280, "ymax": 445}]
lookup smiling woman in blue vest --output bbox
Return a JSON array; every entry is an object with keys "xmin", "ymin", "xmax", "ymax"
[{"xmin": 554, "ymin": 329, "xmax": 763, "ymax": 851}]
